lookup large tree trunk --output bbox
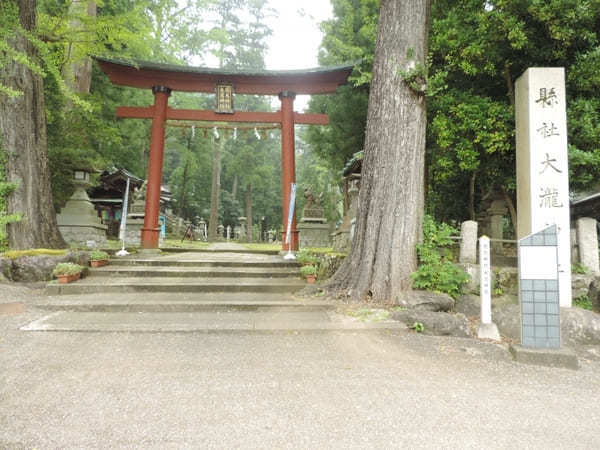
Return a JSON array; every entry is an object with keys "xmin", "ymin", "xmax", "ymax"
[
  {"xmin": 0, "ymin": 0, "xmax": 66, "ymax": 249},
  {"xmin": 245, "ymin": 182, "xmax": 252, "ymax": 242},
  {"xmin": 326, "ymin": 0, "xmax": 430, "ymax": 303},
  {"xmin": 208, "ymin": 138, "xmax": 222, "ymax": 241},
  {"xmin": 66, "ymin": 0, "xmax": 96, "ymax": 93},
  {"xmin": 178, "ymin": 160, "xmax": 189, "ymax": 217},
  {"xmin": 231, "ymin": 175, "xmax": 238, "ymax": 201}
]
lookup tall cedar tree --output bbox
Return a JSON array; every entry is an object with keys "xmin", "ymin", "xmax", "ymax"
[
  {"xmin": 326, "ymin": 0, "xmax": 430, "ymax": 302},
  {"xmin": 0, "ymin": 0, "xmax": 66, "ymax": 249}
]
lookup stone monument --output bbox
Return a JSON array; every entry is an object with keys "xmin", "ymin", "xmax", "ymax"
[
  {"xmin": 297, "ymin": 187, "xmax": 330, "ymax": 248},
  {"xmin": 57, "ymin": 168, "xmax": 107, "ymax": 247},
  {"xmin": 333, "ymin": 176, "xmax": 360, "ymax": 251},
  {"xmin": 516, "ymin": 67, "xmax": 572, "ymax": 307},
  {"xmin": 124, "ymin": 181, "xmax": 147, "ymax": 246},
  {"xmin": 238, "ymin": 217, "xmax": 247, "ymax": 240}
]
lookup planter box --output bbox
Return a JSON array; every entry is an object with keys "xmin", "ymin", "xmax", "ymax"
[
  {"xmin": 57, "ymin": 272, "xmax": 81, "ymax": 284},
  {"xmin": 306, "ymin": 274, "xmax": 317, "ymax": 284},
  {"xmin": 90, "ymin": 259, "xmax": 108, "ymax": 268}
]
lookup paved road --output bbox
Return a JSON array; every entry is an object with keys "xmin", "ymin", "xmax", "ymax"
[{"xmin": 2, "ymin": 301, "xmax": 600, "ymax": 449}]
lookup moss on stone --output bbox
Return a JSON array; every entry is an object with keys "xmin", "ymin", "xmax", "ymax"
[{"xmin": 1, "ymin": 249, "xmax": 68, "ymax": 259}]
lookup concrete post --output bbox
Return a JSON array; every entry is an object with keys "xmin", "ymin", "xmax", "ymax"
[
  {"xmin": 576, "ymin": 217, "xmax": 600, "ymax": 274},
  {"xmin": 478, "ymin": 236, "xmax": 500, "ymax": 341},
  {"xmin": 459, "ymin": 220, "xmax": 478, "ymax": 264}
]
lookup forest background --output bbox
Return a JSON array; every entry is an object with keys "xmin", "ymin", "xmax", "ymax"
[{"xmin": 1, "ymin": 0, "xmax": 600, "ymax": 249}]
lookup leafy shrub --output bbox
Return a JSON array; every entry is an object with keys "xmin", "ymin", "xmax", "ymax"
[
  {"xmin": 52, "ymin": 262, "xmax": 83, "ymax": 277},
  {"xmin": 297, "ymin": 249, "xmax": 319, "ymax": 265},
  {"xmin": 573, "ymin": 295, "xmax": 593, "ymax": 310},
  {"xmin": 411, "ymin": 215, "xmax": 469, "ymax": 299},
  {"xmin": 89, "ymin": 250, "xmax": 109, "ymax": 261},
  {"xmin": 300, "ymin": 265, "xmax": 317, "ymax": 277},
  {"xmin": 572, "ymin": 263, "xmax": 588, "ymax": 274}
]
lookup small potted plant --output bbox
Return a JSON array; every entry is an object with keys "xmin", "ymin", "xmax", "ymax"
[
  {"xmin": 301, "ymin": 264, "xmax": 318, "ymax": 284},
  {"xmin": 52, "ymin": 262, "xmax": 84, "ymax": 284},
  {"xmin": 89, "ymin": 250, "xmax": 110, "ymax": 268}
]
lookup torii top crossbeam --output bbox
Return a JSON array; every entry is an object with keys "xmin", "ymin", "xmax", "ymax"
[
  {"xmin": 96, "ymin": 57, "xmax": 354, "ymax": 250},
  {"xmin": 96, "ymin": 57, "xmax": 354, "ymax": 95}
]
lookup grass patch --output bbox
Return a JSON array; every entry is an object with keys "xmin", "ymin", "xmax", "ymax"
[
  {"xmin": 574, "ymin": 295, "xmax": 593, "ymax": 311},
  {"xmin": 161, "ymin": 239, "xmax": 211, "ymax": 249},
  {"xmin": 243, "ymin": 243, "xmax": 282, "ymax": 251},
  {"xmin": 1, "ymin": 248, "xmax": 68, "ymax": 259}
]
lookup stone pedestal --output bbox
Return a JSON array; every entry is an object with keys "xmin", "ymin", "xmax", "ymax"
[
  {"xmin": 57, "ymin": 185, "xmax": 107, "ymax": 247},
  {"xmin": 298, "ymin": 221, "xmax": 330, "ymax": 248}
]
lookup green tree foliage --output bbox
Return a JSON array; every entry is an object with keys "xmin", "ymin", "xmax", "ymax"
[
  {"xmin": 307, "ymin": 0, "xmax": 600, "ymax": 224},
  {"xmin": 428, "ymin": 0, "xmax": 600, "ymax": 220},
  {"xmin": 305, "ymin": 0, "xmax": 378, "ymax": 172}
]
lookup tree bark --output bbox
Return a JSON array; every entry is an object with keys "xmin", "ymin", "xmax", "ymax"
[
  {"xmin": 500, "ymin": 185, "xmax": 518, "ymax": 239},
  {"xmin": 66, "ymin": 0, "xmax": 96, "ymax": 93},
  {"xmin": 245, "ymin": 182, "xmax": 252, "ymax": 242},
  {"xmin": 231, "ymin": 174, "xmax": 238, "ymax": 201},
  {"xmin": 178, "ymin": 160, "xmax": 189, "ymax": 217},
  {"xmin": 469, "ymin": 172, "xmax": 476, "ymax": 221},
  {"xmin": 0, "ymin": 0, "xmax": 66, "ymax": 249},
  {"xmin": 208, "ymin": 138, "xmax": 222, "ymax": 241},
  {"xmin": 326, "ymin": 0, "xmax": 430, "ymax": 303}
]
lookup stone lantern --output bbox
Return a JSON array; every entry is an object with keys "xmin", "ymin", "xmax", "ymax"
[{"xmin": 57, "ymin": 166, "xmax": 107, "ymax": 247}]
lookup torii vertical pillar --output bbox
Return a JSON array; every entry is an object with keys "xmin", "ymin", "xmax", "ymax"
[
  {"xmin": 280, "ymin": 90, "xmax": 299, "ymax": 251},
  {"xmin": 141, "ymin": 85, "xmax": 171, "ymax": 249}
]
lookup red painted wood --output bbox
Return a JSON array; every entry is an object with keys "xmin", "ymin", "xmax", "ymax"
[
  {"xmin": 98, "ymin": 60, "xmax": 351, "ymax": 95},
  {"xmin": 141, "ymin": 88, "xmax": 170, "ymax": 249},
  {"xmin": 280, "ymin": 92, "xmax": 298, "ymax": 251}
]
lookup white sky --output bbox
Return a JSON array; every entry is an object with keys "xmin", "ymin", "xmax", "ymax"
[{"xmin": 264, "ymin": 0, "xmax": 333, "ymax": 111}]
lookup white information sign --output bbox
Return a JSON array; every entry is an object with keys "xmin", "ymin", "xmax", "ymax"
[
  {"xmin": 479, "ymin": 236, "xmax": 492, "ymax": 325},
  {"xmin": 515, "ymin": 68, "xmax": 571, "ymax": 307}
]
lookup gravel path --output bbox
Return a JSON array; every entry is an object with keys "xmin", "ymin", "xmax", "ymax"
[{"xmin": 1, "ymin": 287, "xmax": 600, "ymax": 449}]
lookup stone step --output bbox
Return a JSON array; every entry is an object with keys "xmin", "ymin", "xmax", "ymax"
[
  {"xmin": 107, "ymin": 259, "xmax": 299, "ymax": 268},
  {"xmin": 156, "ymin": 247, "xmax": 281, "ymax": 255},
  {"xmin": 88, "ymin": 266, "xmax": 300, "ymax": 279},
  {"xmin": 46, "ymin": 277, "xmax": 306, "ymax": 295},
  {"xmin": 21, "ymin": 310, "xmax": 404, "ymax": 333},
  {"xmin": 36, "ymin": 292, "xmax": 333, "ymax": 313}
]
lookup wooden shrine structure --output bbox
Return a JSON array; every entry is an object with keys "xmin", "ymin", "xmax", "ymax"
[{"xmin": 96, "ymin": 57, "xmax": 354, "ymax": 250}]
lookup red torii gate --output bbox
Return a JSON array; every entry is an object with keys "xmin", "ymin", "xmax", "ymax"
[{"xmin": 96, "ymin": 57, "xmax": 353, "ymax": 251}]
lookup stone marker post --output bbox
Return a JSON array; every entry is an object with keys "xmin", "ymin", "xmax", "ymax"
[
  {"xmin": 459, "ymin": 221, "xmax": 478, "ymax": 264},
  {"xmin": 516, "ymin": 67, "xmax": 572, "ymax": 307},
  {"xmin": 478, "ymin": 236, "xmax": 500, "ymax": 341},
  {"xmin": 576, "ymin": 217, "xmax": 600, "ymax": 275}
]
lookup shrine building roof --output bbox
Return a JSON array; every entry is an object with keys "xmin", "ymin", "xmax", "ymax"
[{"xmin": 95, "ymin": 57, "xmax": 356, "ymax": 95}]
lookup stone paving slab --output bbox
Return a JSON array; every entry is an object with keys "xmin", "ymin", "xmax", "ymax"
[
  {"xmin": 109, "ymin": 258, "xmax": 298, "ymax": 268},
  {"xmin": 20, "ymin": 310, "xmax": 405, "ymax": 332},
  {"xmin": 148, "ymin": 251, "xmax": 285, "ymax": 262},
  {"xmin": 36, "ymin": 292, "xmax": 335, "ymax": 312},
  {"xmin": 89, "ymin": 266, "xmax": 299, "ymax": 278}
]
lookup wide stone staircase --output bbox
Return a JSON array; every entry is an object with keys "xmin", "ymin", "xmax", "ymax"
[
  {"xmin": 46, "ymin": 251, "xmax": 305, "ymax": 295},
  {"xmin": 23, "ymin": 245, "xmax": 402, "ymax": 333}
]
